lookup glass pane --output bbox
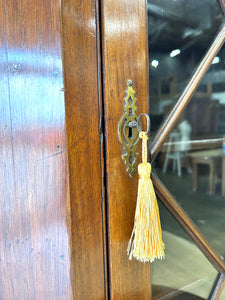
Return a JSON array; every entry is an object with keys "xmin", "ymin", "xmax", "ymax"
[
  {"xmin": 148, "ymin": 0, "xmax": 224, "ymax": 136},
  {"xmin": 152, "ymin": 202, "xmax": 218, "ymax": 299},
  {"xmin": 148, "ymin": 1, "xmax": 225, "ymax": 297},
  {"xmin": 154, "ymin": 42, "xmax": 225, "ymax": 259}
]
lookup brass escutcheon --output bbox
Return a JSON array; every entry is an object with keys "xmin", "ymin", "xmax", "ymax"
[{"xmin": 118, "ymin": 80, "xmax": 139, "ymax": 177}]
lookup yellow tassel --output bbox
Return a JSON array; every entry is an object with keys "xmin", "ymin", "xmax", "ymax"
[{"xmin": 127, "ymin": 131, "xmax": 165, "ymax": 263}]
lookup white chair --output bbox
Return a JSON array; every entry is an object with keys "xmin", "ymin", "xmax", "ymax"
[{"xmin": 162, "ymin": 130, "xmax": 182, "ymax": 177}]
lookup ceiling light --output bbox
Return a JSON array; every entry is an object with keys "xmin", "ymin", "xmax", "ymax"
[
  {"xmin": 212, "ymin": 56, "xmax": 220, "ymax": 64},
  {"xmin": 170, "ymin": 49, "xmax": 181, "ymax": 57},
  {"xmin": 151, "ymin": 59, "xmax": 159, "ymax": 68},
  {"xmin": 182, "ymin": 29, "xmax": 203, "ymax": 39}
]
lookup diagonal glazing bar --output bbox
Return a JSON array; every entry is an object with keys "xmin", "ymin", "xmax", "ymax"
[
  {"xmin": 151, "ymin": 23, "xmax": 225, "ymax": 162},
  {"xmin": 208, "ymin": 273, "xmax": 225, "ymax": 300},
  {"xmin": 151, "ymin": 173, "xmax": 225, "ymax": 274},
  {"xmin": 218, "ymin": 0, "xmax": 225, "ymax": 15}
]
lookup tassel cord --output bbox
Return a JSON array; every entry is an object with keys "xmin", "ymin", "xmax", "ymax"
[
  {"xmin": 127, "ymin": 130, "xmax": 165, "ymax": 263},
  {"xmin": 139, "ymin": 131, "xmax": 148, "ymax": 164}
]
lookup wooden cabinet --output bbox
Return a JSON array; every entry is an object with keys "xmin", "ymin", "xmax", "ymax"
[
  {"xmin": 2, "ymin": 0, "xmax": 225, "ymax": 299},
  {"xmin": 0, "ymin": 0, "xmax": 150, "ymax": 298}
]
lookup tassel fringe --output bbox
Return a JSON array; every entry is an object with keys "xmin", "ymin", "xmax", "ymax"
[{"xmin": 127, "ymin": 132, "xmax": 165, "ymax": 263}]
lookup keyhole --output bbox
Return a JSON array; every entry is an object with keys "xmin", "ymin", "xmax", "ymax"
[{"xmin": 128, "ymin": 127, "xmax": 133, "ymax": 139}]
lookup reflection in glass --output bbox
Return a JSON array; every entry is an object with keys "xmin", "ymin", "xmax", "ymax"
[
  {"xmin": 220, "ymin": 286, "xmax": 225, "ymax": 299},
  {"xmin": 154, "ymin": 40, "xmax": 225, "ymax": 258},
  {"xmin": 152, "ymin": 204, "xmax": 217, "ymax": 299},
  {"xmin": 148, "ymin": 0, "xmax": 224, "ymax": 134},
  {"xmin": 148, "ymin": 0, "xmax": 225, "ymax": 298}
]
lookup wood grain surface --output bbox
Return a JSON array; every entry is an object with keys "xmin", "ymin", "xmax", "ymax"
[
  {"xmin": 62, "ymin": 0, "xmax": 106, "ymax": 299},
  {"xmin": 101, "ymin": 0, "xmax": 151, "ymax": 298},
  {"xmin": 0, "ymin": 0, "xmax": 73, "ymax": 299}
]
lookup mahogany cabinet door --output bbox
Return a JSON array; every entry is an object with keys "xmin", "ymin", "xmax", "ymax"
[
  {"xmin": 0, "ymin": 0, "xmax": 150, "ymax": 298},
  {"xmin": 101, "ymin": 0, "xmax": 151, "ymax": 298},
  {"xmin": 0, "ymin": 0, "xmax": 73, "ymax": 299},
  {"xmin": 0, "ymin": 0, "xmax": 106, "ymax": 299}
]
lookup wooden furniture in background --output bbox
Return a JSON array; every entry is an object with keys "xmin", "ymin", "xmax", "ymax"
[
  {"xmin": 158, "ymin": 74, "xmax": 177, "ymax": 100},
  {"xmin": 195, "ymin": 82, "xmax": 212, "ymax": 98},
  {"xmin": 186, "ymin": 97, "xmax": 220, "ymax": 136},
  {"xmin": 187, "ymin": 149, "xmax": 224, "ymax": 195},
  {"xmin": 210, "ymin": 100, "xmax": 220, "ymax": 134},
  {"xmin": 158, "ymin": 82, "xmax": 220, "ymax": 137}
]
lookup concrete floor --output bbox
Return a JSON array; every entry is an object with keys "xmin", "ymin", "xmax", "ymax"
[
  {"xmin": 152, "ymin": 168, "xmax": 225, "ymax": 299},
  {"xmin": 152, "ymin": 231, "xmax": 217, "ymax": 299}
]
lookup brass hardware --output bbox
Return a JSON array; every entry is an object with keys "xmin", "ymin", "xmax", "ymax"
[
  {"xmin": 137, "ymin": 113, "xmax": 150, "ymax": 134},
  {"xmin": 118, "ymin": 81, "xmax": 151, "ymax": 177},
  {"xmin": 118, "ymin": 80, "xmax": 139, "ymax": 177}
]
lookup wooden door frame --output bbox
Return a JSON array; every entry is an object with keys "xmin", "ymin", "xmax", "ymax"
[{"xmin": 62, "ymin": 0, "xmax": 106, "ymax": 299}]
